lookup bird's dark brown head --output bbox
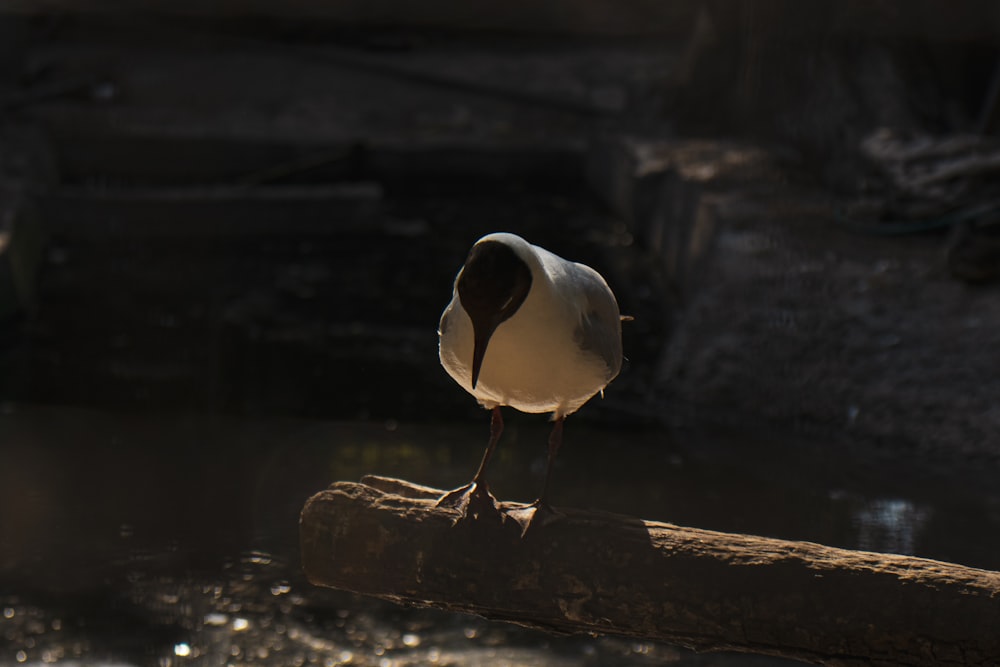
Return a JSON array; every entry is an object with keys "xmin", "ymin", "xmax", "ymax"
[{"xmin": 457, "ymin": 240, "xmax": 533, "ymax": 388}]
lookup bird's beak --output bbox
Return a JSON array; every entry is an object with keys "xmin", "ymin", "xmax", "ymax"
[{"xmin": 470, "ymin": 318, "xmax": 500, "ymax": 389}]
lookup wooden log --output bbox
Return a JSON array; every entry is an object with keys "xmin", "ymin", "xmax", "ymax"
[{"xmin": 300, "ymin": 476, "xmax": 1000, "ymax": 667}]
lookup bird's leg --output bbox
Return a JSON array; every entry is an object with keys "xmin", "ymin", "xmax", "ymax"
[
  {"xmin": 472, "ymin": 406, "xmax": 504, "ymax": 486},
  {"xmin": 533, "ymin": 416, "xmax": 564, "ymax": 510},
  {"xmin": 508, "ymin": 416, "xmax": 565, "ymax": 536},
  {"xmin": 437, "ymin": 407, "xmax": 504, "ymax": 518}
]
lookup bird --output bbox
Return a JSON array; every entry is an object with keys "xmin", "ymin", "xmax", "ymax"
[{"xmin": 437, "ymin": 232, "xmax": 624, "ymax": 524}]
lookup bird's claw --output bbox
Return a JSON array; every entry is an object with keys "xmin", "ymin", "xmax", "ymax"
[
  {"xmin": 505, "ymin": 500, "xmax": 562, "ymax": 538},
  {"xmin": 436, "ymin": 481, "xmax": 502, "ymax": 524}
]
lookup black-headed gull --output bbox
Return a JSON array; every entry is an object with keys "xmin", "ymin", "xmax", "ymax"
[{"xmin": 438, "ymin": 232, "xmax": 623, "ymax": 521}]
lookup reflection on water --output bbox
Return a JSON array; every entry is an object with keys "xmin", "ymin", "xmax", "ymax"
[
  {"xmin": 1, "ymin": 404, "xmax": 999, "ymax": 667},
  {"xmin": 1, "ymin": 553, "xmax": 693, "ymax": 667},
  {"xmin": 851, "ymin": 498, "xmax": 930, "ymax": 556}
]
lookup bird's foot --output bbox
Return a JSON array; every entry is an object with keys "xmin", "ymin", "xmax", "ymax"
[
  {"xmin": 505, "ymin": 499, "xmax": 563, "ymax": 538},
  {"xmin": 436, "ymin": 481, "xmax": 502, "ymax": 524}
]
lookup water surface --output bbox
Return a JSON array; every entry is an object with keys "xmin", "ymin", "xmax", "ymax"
[{"xmin": 2, "ymin": 404, "xmax": 997, "ymax": 666}]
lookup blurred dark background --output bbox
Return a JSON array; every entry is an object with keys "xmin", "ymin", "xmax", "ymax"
[
  {"xmin": 1, "ymin": 2, "xmax": 1000, "ymax": 666},
  {"xmin": 1, "ymin": 2, "xmax": 999, "ymax": 436}
]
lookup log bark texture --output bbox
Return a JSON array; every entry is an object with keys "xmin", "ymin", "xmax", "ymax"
[{"xmin": 300, "ymin": 477, "xmax": 1000, "ymax": 667}]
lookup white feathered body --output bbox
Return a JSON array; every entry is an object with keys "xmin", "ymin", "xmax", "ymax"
[{"xmin": 439, "ymin": 233, "xmax": 621, "ymax": 419}]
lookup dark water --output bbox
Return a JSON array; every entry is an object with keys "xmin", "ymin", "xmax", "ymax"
[{"xmin": 2, "ymin": 403, "xmax": 999, "ymax": 667}]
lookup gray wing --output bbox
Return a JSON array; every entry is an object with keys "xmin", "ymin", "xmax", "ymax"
[{"xmin": 572, "ymin": 265, "xmax": 623, "ymax": 381}]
